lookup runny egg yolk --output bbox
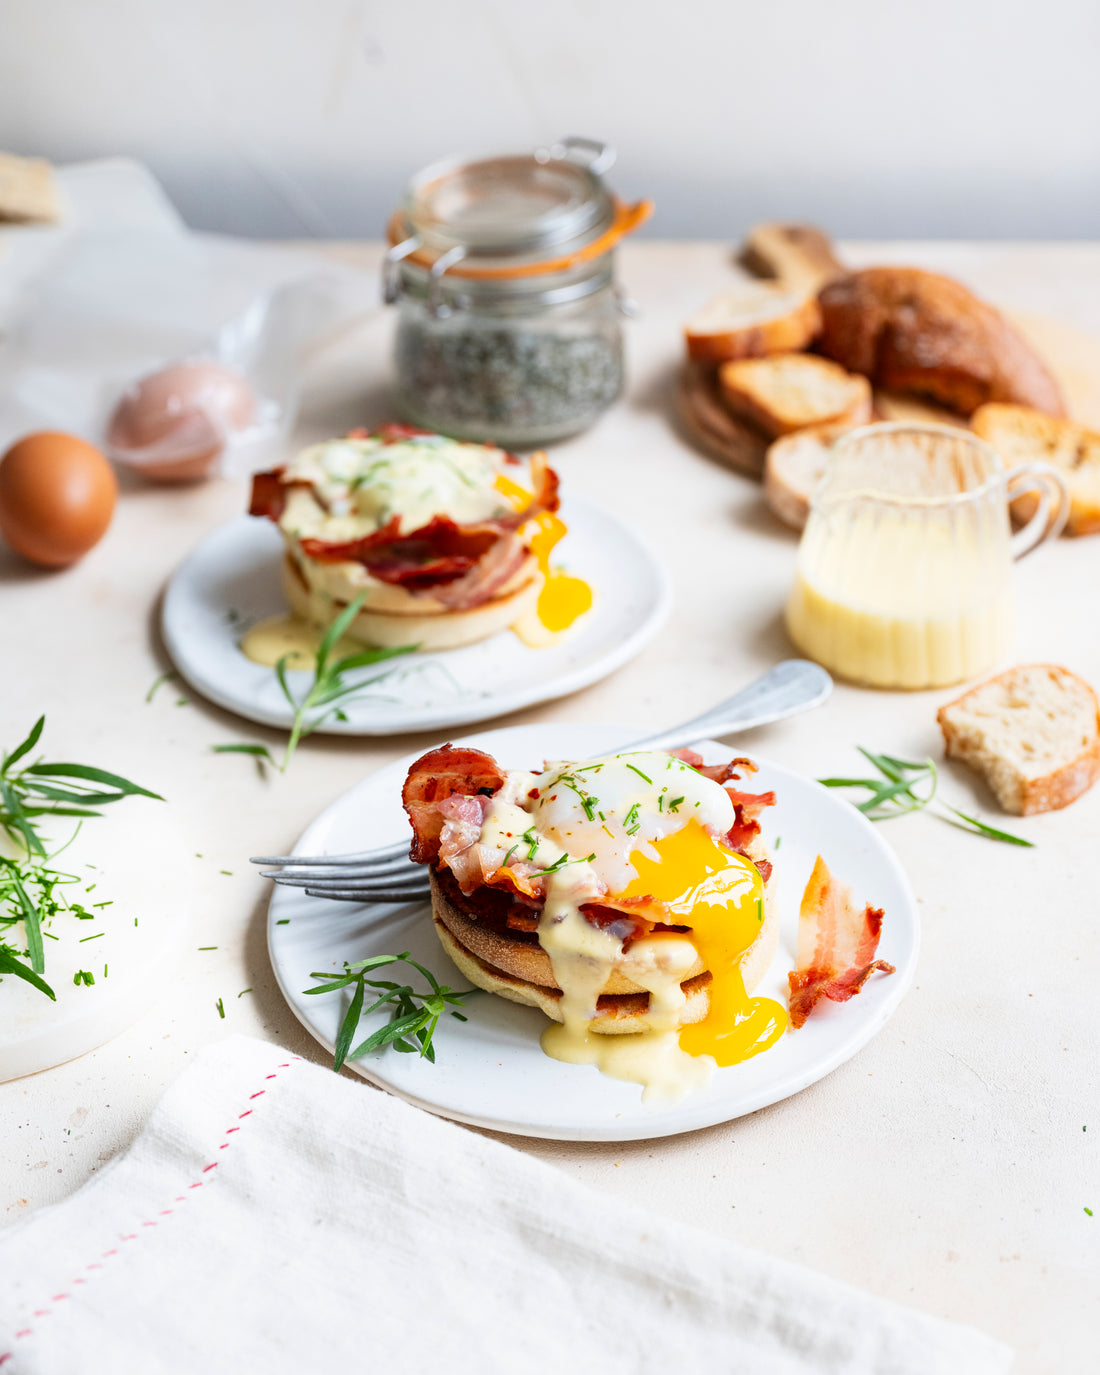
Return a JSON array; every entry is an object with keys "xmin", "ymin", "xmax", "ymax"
[
  {"xmin": 494, "ymin": 474, "xmax": 592, "ymax": 634},
  {"xmin": 619, "ymin": 821, "xmax": 788, "ymax": 1066}
]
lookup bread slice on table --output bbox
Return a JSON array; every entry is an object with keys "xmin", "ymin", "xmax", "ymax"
[
  {"xmin": 739, "ymin": 222, "xmax": 846, "ymax": 293},
  {"xmin": 678, "ymin": 363, "xmax": 769, "ymax": 478},
  {"xmin": 971, "ymin": 403, "xmax": 1100, "ymax": 536},
  {"xmin": 817, "ymin": 267, "xmax": 1065, "ymax": 417},
  {"xmin": 685, "ymin": 282, "xmax": 821, "ymax": 365},
  {"xmin": 763, "ymin": 422, "xmax": 853, "ymax": 530},
  {"xmin": 718, "ymin": 354, "xmax": 872, "ymax": 439},
  {"xmin": 937, "ymin": 665, "xmax": 1100, "ymax": 815}
]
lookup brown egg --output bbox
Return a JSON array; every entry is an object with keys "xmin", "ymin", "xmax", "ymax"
[
  {"xmin": 0, "ymin": 432, "xmax": 117, "ymax": 567},
  {"xmin": 107, "ymin": 361, "xmax": 257, "ymax": 483}
]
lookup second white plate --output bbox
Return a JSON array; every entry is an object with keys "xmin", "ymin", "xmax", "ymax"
[
  {"xmin": 267, "ymin": 723, "xmax": 920, "ymax": 1142},
  {"xmin": 161, "ymin": 498, "xmax": 670, "ymax": 736}
]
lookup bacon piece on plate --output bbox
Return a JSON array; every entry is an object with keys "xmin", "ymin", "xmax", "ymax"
[
  {"xmin": 424, "ymin": 532, "xmax": 527, "ymax": 610},
  {"xmin": 402, "ymin": 745, "xmax": 505, "ymax": 862},
  {"xmin": 787, "ymin": 856, "xmax": 895, "ymax": 1029}
]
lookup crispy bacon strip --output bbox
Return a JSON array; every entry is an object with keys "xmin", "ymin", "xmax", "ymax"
[
  {"xmin": 401, "ymin": 745, "xmax": 504, "ymax": 863},
  {"xmin": 426, "ymin": 533, "xmax": 528, "ymax": 610},
  {"xmin": 251, "ymin": 431, "xmax": 560, "ymax": 600},
  {"xmin": 300, "ymin": 515, "xmax": 503, "ymax": 588},
  {"xmin": 787, "ymin": 856, "xmax": 894, "ymax": 1029},
  {"xmin": 249, "ymin": 469, "xmax": 314, "ymax": 522}
]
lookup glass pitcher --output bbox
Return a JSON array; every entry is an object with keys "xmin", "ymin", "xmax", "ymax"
[{"xmin": 786, "ymin": 422, "xmax": 1069, "ymax": 690}]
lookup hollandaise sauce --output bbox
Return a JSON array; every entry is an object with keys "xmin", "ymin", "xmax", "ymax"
[
  {"xmin": 240, "ymin": 614, "xmax": 363, "ymax": 670},
  {"xmin": 787, "ymin": 503, "xmax": 1014, "ymax": 690},
  {"xmin": 525, "ymin": 750, "xmax": 786, "ymax": 1102}
]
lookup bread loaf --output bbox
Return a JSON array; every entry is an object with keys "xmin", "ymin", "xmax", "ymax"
[
  {"xmin": 740, "ymin": 222, "xmax": 845, "ymax": 292},
  {"xmin": 817, "ymin": 268, "xmax": 1066, "ymax": 417}
]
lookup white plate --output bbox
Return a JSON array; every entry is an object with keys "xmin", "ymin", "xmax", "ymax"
[
  {"xmin": 161, "ymin": 500, "xmax": 670, "ymax": 736},
  {"xmin": 267, "ymin": 723, "xmax": 919, "ymax": 1142},
  {"xmin": 0, "ymin": 800, "xmax": 188, "ymax": 1082}
]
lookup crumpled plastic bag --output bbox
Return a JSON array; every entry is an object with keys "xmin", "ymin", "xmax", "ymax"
[{"xmin": 0, "ymin": 223, "xmax": 378, "ymax": 477}]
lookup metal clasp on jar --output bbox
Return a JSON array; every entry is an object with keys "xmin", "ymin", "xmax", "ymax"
[{"xmin": 384, "ymin": 237, "xmax": 470, "ymax": 318}]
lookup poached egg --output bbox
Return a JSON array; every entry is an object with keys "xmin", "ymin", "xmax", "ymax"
[{"xmin": 478, "ymin": 751, "xmax": 788, "ymax": 1099}]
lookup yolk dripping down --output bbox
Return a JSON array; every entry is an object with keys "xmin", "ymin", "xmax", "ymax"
[
  {"xmin": 494, "ymin": 474, "xmax": 592, "ymax": 634},
  {"xmin": 619, "ymin": 821, "xmax": 788, "ymax": 1066}
]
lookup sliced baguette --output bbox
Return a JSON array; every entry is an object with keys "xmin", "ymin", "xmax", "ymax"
[
  {"xmin": 718, "ymin": 354, "xmax": 872, "ymax": 438},
  {"xmin": 971, "ymin": 403, "xmax": 1100, "ymax": 536},
  {"xmin": 685, "ymin": 283, "xmax": 821, "ymax": 365},
  {"xmin": 763, "ymin": 423, "xmax": 852, "ymax": 530},
  {"xmin": 740, "ymin": 222, "xmax": 845, "ymax": 292},
  {"xmin": 937, "ymin": 664, "xmax": 1100, "ymax": 815}
]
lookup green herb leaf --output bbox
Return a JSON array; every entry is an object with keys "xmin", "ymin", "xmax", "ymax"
[
  {"xmin": 308, "ymin": 953, "xmax": 476, "ymax": 1070},
  {"xmin": 212, "ymin": 743, "xmax": 276, "ymax": 765},
  {"xmin": 26, "ymin": 764, "xmax": 162, "ymax": 800},
  {"xmin": 271, "ymin": 615, "xmax": 416, "ymax": 773},
  {"xmin": 3, "ymin": 716, "xmax": 44, "ymax": 771},
  {"xmin": 943, "ymin": 805, "xmax": 1035, "ymax": 847},
  {"xmin": 333, "ymin": 973, "xmax": 366, "ymax": 1072},
  {"xmin": 0, "ymin": 946, "xmax": 55, "ymax": 999},
  {"xmin": 820, "ymin": 747, "xmax": 1031, "ymax": 846}
]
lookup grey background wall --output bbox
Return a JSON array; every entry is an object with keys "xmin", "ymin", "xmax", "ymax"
[{"xmin": 2, "ymin": 0, "xmax": 1098, "ymax": 240}]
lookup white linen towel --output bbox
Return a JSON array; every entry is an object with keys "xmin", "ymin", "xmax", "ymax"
[{"xmin": 0, "ymin": 1036, "xmax": 1011, "ymax": 1374}]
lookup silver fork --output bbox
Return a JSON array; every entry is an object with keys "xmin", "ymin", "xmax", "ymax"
[{"xmin": 252, "ymin": 658, "xmax": 832, "ymax": 903}]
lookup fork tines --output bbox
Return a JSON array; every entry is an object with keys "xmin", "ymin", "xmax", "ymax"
[
  {"xmin": 270, "ymin": 871, "xmax": 428, "ymax": 894},
  {"xmin": 304, "ymin": 886, "xmax": 431, "ymax": 904},
  {"xmin": 249, "ymin": 839, "xmax": 412, "ymax": 869}
]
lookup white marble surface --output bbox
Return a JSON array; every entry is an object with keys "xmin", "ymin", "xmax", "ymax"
[{"xmin": 2, "ymin": 239, "xmax": 1099, "ymax": 1372}]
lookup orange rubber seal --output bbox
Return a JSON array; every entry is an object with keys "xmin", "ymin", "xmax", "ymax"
[{"xmin": 386, "ymin": 197, "xmax": 653, "ymax": 281}]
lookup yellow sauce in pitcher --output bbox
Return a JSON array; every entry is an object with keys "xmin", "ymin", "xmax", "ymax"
[{"xmin": 786, "ymin": 509, "xmax": 1014, "ymax": 690}]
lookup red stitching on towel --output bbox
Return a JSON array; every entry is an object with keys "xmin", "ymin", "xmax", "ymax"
[{"xmin": 0, "ymin": 1055, "xmax": 302, "ymax": 1364}]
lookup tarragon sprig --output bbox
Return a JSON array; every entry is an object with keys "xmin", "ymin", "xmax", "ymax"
[
  {"xmin": 0, "ymin": 717, "xmax": 163, "ymax": 998},
  {"xmin": 819, "ymin": 747, "xmax": 1032, "ymax": 846},
  {"xmin": 215, "ymin": 594, "xmax": 416, "ymax": 774},
  {"xmin": 305, "ymin": 952, "xmax": 477, "ymax": 1071}
]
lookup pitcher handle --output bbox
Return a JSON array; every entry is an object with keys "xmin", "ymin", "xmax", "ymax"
[{"xmin": 1007, "ymin": 461, "xmax": 1070, "ymax": 559}]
